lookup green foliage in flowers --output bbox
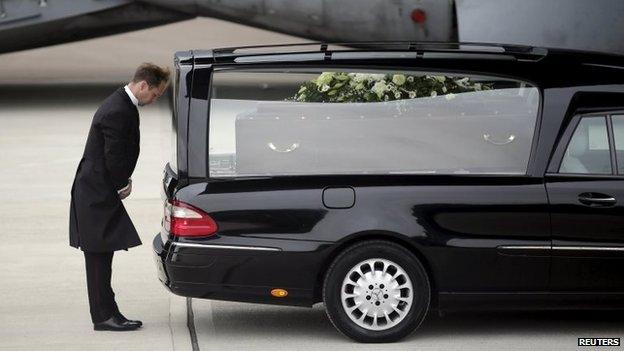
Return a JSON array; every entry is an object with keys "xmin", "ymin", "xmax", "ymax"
[{"xmin": 289, "ymin": 72, "xmax": 493, "ymax": 103}]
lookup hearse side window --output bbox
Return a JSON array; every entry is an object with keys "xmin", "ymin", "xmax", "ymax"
[
  {"xmin": 612, "ymin": 115, "xmax": 624, "ymax": 174},
  {"xmin": 559, "ymin": 116, "xmax": 612, "ymax": 174},
  {"xmin": 208, "ymin": 69, "xmax": 540, "ymax": 177}
]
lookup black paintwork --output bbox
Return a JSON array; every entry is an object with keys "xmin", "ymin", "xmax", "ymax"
[{"xmin": 154, "ymin": 42, "xmax": 624, "ymax": 311}]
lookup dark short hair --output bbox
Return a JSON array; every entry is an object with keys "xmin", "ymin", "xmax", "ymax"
[{"xmin": 132, "ymin": 63, "xmax": 170, "ymax": 87}]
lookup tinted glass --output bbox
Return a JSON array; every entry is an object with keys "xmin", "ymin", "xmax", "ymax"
[
  {"xmin": 612, "ymin": 115, "xmax": 624, "ymax": 174},
  {"xmin": 209, "ymin": 69, "xmax": 540, "ymax": 177},
  {"xmin": 560, "ymin": 116, "xmax": 611, "ymax": 174}
]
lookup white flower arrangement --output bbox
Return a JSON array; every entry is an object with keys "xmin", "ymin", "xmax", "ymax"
[
  {"xmin": 371, "ymin": 81, "xmax": 388, "ymax": 99},
  {"xmin": 290, "ymin": 71, "xmax": 491, "ymax": 103},
  {"xmin": 392, "ymin": 74, "xmax": 406, "ymax": 86}
]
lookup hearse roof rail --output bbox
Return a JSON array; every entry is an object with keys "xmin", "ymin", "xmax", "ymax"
[{"xmin": 193, "ymin": 41, "xmax": 550, "ymax": 63}]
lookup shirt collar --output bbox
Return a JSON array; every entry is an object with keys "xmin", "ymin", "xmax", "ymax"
[{"xmin": 124, "ymin": 84, "xmax": 139, "ymax": 107}]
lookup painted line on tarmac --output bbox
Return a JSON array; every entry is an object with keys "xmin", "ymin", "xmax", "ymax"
[{"xmin": 187, "ymin": 298, "xmax": 200, "ymax": 351}]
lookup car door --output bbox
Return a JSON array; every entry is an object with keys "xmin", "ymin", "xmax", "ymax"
[{"xmin": 546, "ymin": 111, "xmax": 624, "ymax": 292}]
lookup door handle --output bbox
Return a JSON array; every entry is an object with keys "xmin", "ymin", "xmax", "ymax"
[{"xmin": 577, "ymin": 192, "xmax": 617, "ymax": 207}]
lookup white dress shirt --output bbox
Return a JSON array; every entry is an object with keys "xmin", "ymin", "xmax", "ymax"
[{"xmin": 124, "ymin": 84, "xmax": 139, "ymax": 107}]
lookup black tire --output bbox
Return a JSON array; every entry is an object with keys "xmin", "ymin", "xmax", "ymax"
[{"xmin": 322, "ymin": 240, "xmax": 431, "ymax": 343}]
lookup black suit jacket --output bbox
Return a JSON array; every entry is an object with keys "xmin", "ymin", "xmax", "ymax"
[{"xmin": 69, "ymin": 87, "xmax": 142, "ymax": 252}]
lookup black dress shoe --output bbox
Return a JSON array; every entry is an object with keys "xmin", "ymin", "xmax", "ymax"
[
  {"xmin": 114, "ymin": 311, "xmax": 143, "ymax": 328},
  {"xmin": 94, "ymin": 315, "xmax": 142, "ymax": 331}
]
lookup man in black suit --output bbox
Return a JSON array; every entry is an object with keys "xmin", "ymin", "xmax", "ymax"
[{"xmin": 69, "ymin": 63, "xmax": 170, "ymax": 331}]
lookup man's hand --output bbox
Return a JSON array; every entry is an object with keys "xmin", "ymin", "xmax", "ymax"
[{"xmin": 117, "ymin": 179, "xmax": 132, "ymax": 200}]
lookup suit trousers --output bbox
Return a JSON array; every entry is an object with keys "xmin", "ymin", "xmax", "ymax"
[{"xmin": 83, "ymin": 251, "xmax": 120, "ymax": 323}]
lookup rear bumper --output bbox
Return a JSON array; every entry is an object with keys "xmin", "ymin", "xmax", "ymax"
[
  {"xmin": 152, "ymin": 234, "xmax": 323, "ymax": 307},
  {"xmin": 152, "ymin": 234, "xmax": 169, "ymax": 285}
]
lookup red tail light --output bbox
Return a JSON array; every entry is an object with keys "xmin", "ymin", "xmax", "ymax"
[{"xmin": 164, "ymin": 199, "xmax": 218, "ymax": 237}]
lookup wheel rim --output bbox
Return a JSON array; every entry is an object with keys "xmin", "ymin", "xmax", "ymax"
[{"xmin": 340, "ymin": 258, "xmax": 414, "ymax": 331}]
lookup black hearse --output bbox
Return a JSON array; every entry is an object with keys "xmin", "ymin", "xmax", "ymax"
[{"xmin": 154, "ymin": 42, "xmax": 624, "ymax": 343}]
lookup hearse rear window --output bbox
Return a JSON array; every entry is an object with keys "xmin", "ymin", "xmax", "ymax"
[{"xmin": 208, "ymin": 69, "xmax": 540, "ymax": 177}]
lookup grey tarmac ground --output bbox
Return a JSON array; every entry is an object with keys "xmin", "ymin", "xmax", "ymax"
[{"xmin": 0, "ymin": 17, "xmax": 622, "ymax": 351}]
